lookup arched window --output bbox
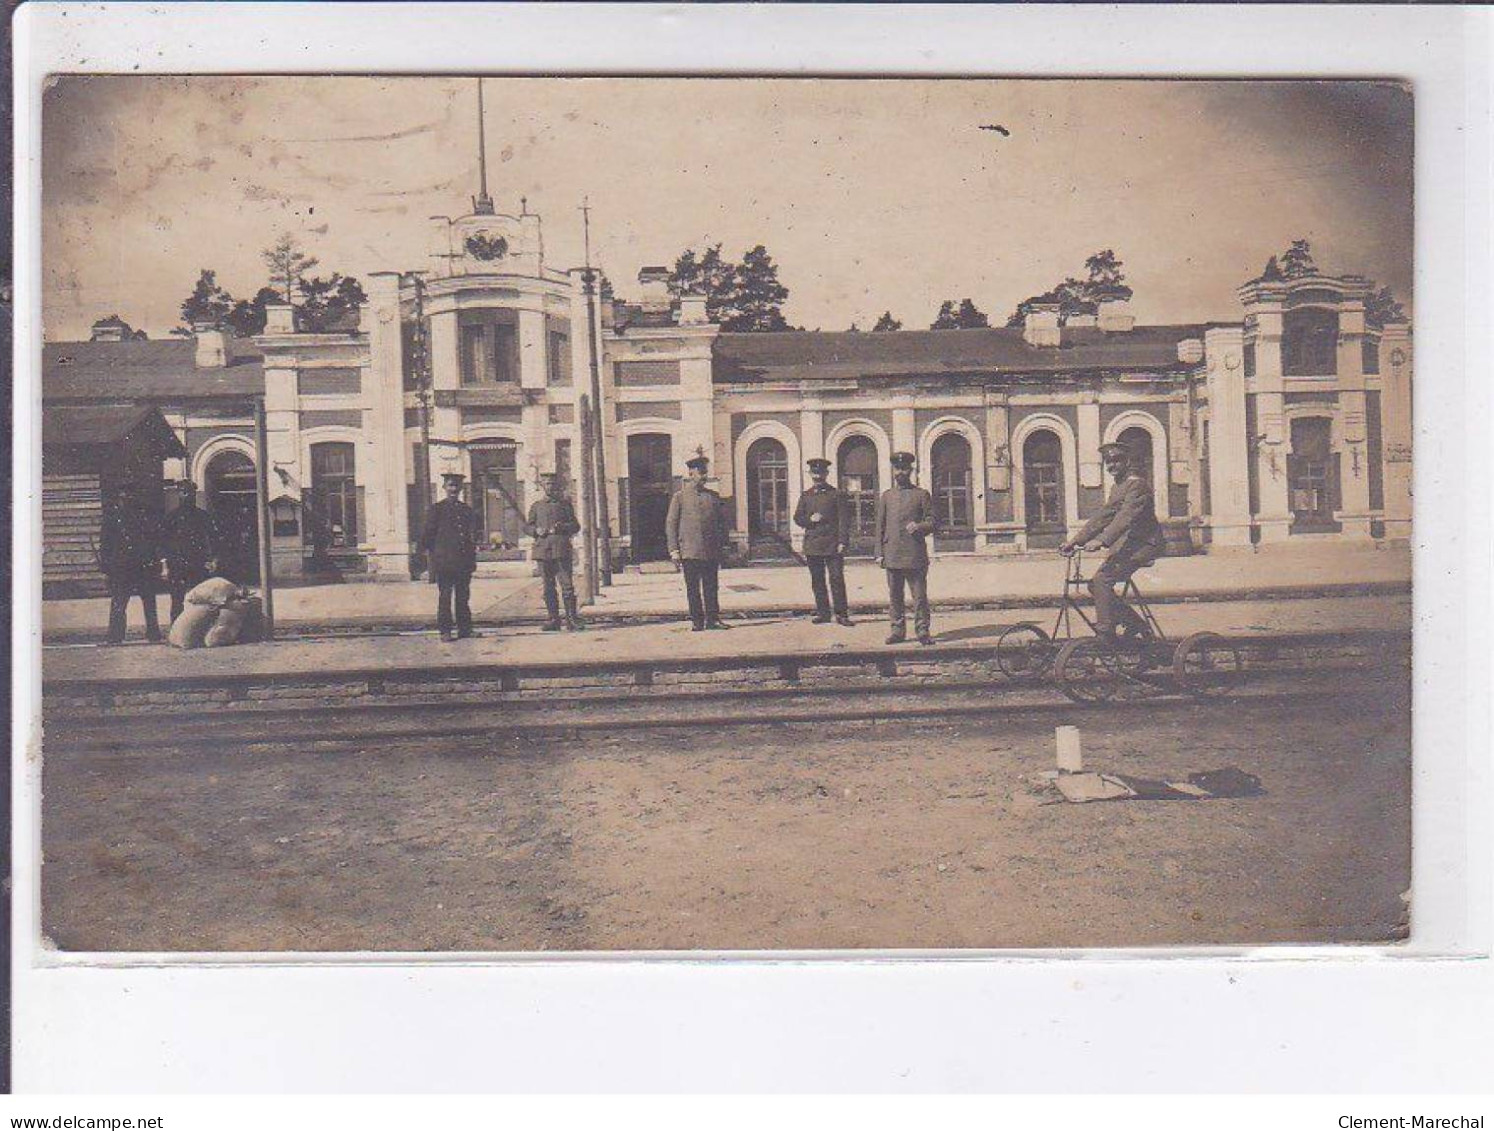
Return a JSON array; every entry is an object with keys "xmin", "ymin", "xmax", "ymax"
[
  {"xmin": 1023, "ymin": 430, "xmax": 1065, "ymax": 535},
  {"xmin": 837, "ymin": 436, "xmax": 880, "ymax": 546},
  {"xmin": 205, "ymin": 449, "xmax": 259, "ymax": 582},
  {"xmin": 931, "ymin": 432, "xmax": 973, "ymax": 530},
  {"xmin": 1282, "ymin": 307, "xmax": 1339, "ymax": 376},
  {"xmin": 746, "ymin": 437, "xmax": 790, "ymax": 538},
  {"xmin": 1116, "ymin": 426, "xmax": 1155, "ymax": 484}
]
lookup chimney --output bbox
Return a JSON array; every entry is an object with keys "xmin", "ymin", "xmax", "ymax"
[
  {"xmin": 637, "ymin": 266, "xmax": 672, "ymax": 308},
  {"xmin": 1177, "ymin": 338, "xmax": 1205, "ymax": 365},
  {"xmin": 264, "ymin": 302, "xmax": 296, "ymax": 335},
  {"xmin": 1022, "ymin": 304, "xmax": 1062, "ymax": 348},
  {"xmin": 192, "ymin": 321, "xmax": 228, "ymax": 368},
  {"xmin": 679, "ymin": 293, "xmax": 709, "ymax": 325},
  {"xmin": 1097, "ymin": 298, "xmax": 1135, "ymax": 333}
]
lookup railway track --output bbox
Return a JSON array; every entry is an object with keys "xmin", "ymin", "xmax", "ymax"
[{"xmin": 43, "ymin": 665, "xmax": 1397, "ymax": 756}]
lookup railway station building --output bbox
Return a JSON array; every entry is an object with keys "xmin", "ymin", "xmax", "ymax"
[{"xmin": 41, "ymin": 190, "xmax": 1413, "ymax": 595}]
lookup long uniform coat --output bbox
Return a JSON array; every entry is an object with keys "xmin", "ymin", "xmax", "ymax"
[
  {"xmin": 98, "ymin": 500, "xmax": 162, "ymax": 579},
  {"xmin": 874, "ymin": 484, "xmax": 937, "ymax": 569},
  {"xmin": 420, "ymin": 497, "xmax": 480, "ymax": 576},
  {"xmin": 666, "ymin": 482, "xmax": 728, "ymax": 562},
  {"xmin": 161, "ymin": 503, "xmax": 217, "ymax": 574},
  {"xmin": 526, "ymin": 496, "xmax": 581, "ymax": 562},
  {"xmin": 1074, "ymin": 474, "xmax": 1167, "ymax": 561},
  {"xmin": 793, "ymin": 484, "xmax": 853, "ymax": 556}
]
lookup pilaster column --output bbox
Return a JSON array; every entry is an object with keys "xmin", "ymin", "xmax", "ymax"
[
  {"xmin": 1077, "ymin": 399, "xmax": 1102, "ymax": 488},
  {"xmin": 891, "ymin": 406, "xmax": 915, "ymax": 456},
  {"xmin": 1202, "ymin": 327, "xmax": 1252, "ymax": 547},
  {"xmin": 985, "ymin": 399, "xmax": 1010, "ymax": 492},
  {"xmin": 800, "ymin": 408, "xmax": 825, "ymax": 464},
  {"xmin": 1379, "ymin": 325, "xmax": 1413, "ymax": 539},
  {"xmin": 363, "ymin": 272, "xmax": 413, "ymax": 576},
  {"xmin": 1248, "ymin": 306, "xmax": 1291, "ymax": 542},
  {"xmin": 518, "ymin": 307, "xmax": 547, "ymax": 391}
]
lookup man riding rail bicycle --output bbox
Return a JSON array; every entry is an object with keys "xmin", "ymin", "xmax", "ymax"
[{"xmin": 1059, "ymin": 440, "xmax": 1168, "ymax": 647}]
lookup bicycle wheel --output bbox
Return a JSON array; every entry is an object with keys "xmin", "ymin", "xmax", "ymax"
[
  {"xmin": 995, "ymin": 622, "xmax": 1053, "ymax": 680},
  {"xmin": 1172, "ymin": 632, "xmax": 1242, "ymax": 697},
  {"xmin": 1054, "ymin": 638, "xmax": 1122, "ymax": 703}
]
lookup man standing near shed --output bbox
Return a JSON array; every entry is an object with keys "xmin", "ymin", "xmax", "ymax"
[
  {"xmin": 793, "ymin": 456, "xmax": 854, "ymax": 626},
  {"xmin": 875, "ymin": 450, "xmax": 938, "ymax": 646},
  {"xmin": 667, "ymin": 453, "xmax": 730, "ymax": 632},
  {"xmin": 527, "ymin": 471, "xmax": 584, "ymax": 632},
  {"xmin": 160, "ymin": 480, "xmax": 218, "ymax": 624},
  {"xmin": 421, "ymin": 471, "xmax": 480, "ymax": 642},
  {"xmin": 99, "ymin": 481, "xmax": 164, "ymax": 645}
]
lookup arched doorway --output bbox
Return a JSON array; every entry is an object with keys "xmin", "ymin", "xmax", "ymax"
[
  {"xmin": 1022, "ymin": 430, "xmax": 1066, "ymax": 548},
  {"xmin": 931, "ymin": 431, "xmax": 974, "ymax": 550},
  {"xmin": 1288, "ymin": 416, "xmax": 1340, "ymax": 533},
  {"xmin": 837, "ymin": 435, "xmax": 879, "ymax": 556},
  {"xmin": 745, "ymin": 437, "xmax": 792, "ymax": 558},
  {"xmin": 204, "ymin": 449, "xmax": 259, "ymax": 582},
  {"xmin": 1116, "ymin": 426, "xmax": 1155, "ymax": 484},
  {"xmin": 627, "ymin": 433, "xmax": 674, "ymax": 562},
  {"xmin": 469, "ymin": 440, "xmax": 526, "ymax": 558}
]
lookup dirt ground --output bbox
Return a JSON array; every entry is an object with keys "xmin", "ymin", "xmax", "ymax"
[{"xmin": 41, "ymin": 677, "xmax": 1411, "ymax": 952}]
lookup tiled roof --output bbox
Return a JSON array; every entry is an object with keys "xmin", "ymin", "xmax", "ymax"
[
  {"xmin": 42, "ymin": 403, "xmax": 187, "ymax": 455},
  {"xmin": 42, "ymin": 338, "xmax": 266, "ymax": 403},
  {"xmin": 712, "ymin": 325, "xmax": 1207, "ymax": 383}
]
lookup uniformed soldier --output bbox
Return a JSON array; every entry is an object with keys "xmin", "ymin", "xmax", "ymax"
[
  {"xmin": 793, "ymin": 457, "xmax": 854, "ymax": 626},
  {"xmin": 160, "ymin": 480, "xmax": 219, "ymax": 624},
  {"xmin": 874, "ymin": 450, "xmax": 938, "ymax": 645},
  {"xmin": 527, "ymin": 472, "xmax": 584, "ymax": 632},
  {"xmin": 666, "ymin": 453, "xmax": 730, "ymax": 632},
  {"xmin": 99, "ymin": 481, "xmax": 164, "ymax": 645},
  {"xmin": 420, "ymin": 472, "xmax": 480, "ymax": 642},
  {"xmin": 1060, "ymin": 440, "xmax": 1167, "ymax": 643}
]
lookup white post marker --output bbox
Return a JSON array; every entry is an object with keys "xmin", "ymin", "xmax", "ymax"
[{"xmin": 1055, "ymin": 725, "xmax": 1083, "ymax": 773}]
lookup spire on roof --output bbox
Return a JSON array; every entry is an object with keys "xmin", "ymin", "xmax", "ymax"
[{"xmin": 472, "ymin": 78, "xmax": 494, "ymax": 216}]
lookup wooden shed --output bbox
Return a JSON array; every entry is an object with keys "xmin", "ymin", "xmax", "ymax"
[{"xmin": 42, "ymin": 404, "xmax": 188, "ymax": 598}]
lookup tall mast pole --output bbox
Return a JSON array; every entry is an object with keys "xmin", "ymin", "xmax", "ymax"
[
  {"xmin": 474, "ymin": 77, "xmax": 494, "ymax": 215},
  {"xmin": 581, "ymin": 198, "xmax": 613, "ymax": 585}
]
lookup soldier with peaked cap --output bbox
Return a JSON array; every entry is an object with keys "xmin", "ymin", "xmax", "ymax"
[
  {"xmin": 526, "ymin": 471, "xmax": 584, "ymax": 632},
  {"xmin": 875, "ymin": 450, "xmax": 938, "ymax": 645},
  {"xmin": 99, "ymin": 480, "xmax": 164, "ymax": 645},
  {"xmin": 160, "ymin": 479, "xmax": 219, "ymax": 624},
  {"xmin": 1061, "ymin": 440, "xmax": 1167, "ymax": 644},
  {"xmin": 793, "ymin": 456, "xmax": 854, "ymax": 626},
  {"xmin": 420, "ymin": 471, "xmax": 480, "ymax": 641},
  {"xmin": 666, "ymin": 452, "xmax": 731, "ymax": 631}
]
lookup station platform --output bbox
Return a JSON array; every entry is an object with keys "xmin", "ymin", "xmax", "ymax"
[{"xmin": 40, "ymin": 541, "xmax": 1412, "ymax": 643}]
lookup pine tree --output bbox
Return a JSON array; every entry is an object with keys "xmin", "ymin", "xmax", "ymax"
[
  {"xmin": 872, "ymin": 311, "xmax": 902, "ymax": 332},
  {"xmin": 176, "ymin": 269, "xmax": 235, "ymax": 334},
  {"xmin": 933, "ymin": 298, "xmax": 989, "ymax": 329},
  {"xmin": 298, "ymin": 275, "xmax": 367, "ymax": 333},
  {"xmin": 262, "ymin": 233, "xmax": 320, "ymax": 303},
  {"xmin": 222, "ymin": 286, "xmax": 284, "ymax": 338},
  {"xmin": 1280, "ymin": 239, "xmax": 1318, "ymax": 279}
]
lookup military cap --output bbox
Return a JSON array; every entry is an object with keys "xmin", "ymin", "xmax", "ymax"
[
  {"xmin": 806, "ymin": 457, "xmax": 832, "ymax": 471},
  {"xmin": 1098, "ymin": 441, "xmax": 1133, "ymax": 458},
  {"xmin": 685, "ymin": 454, "xmax": 710, "ymax": 471},
  {"xmin": 177, "ymin": 479, "xmax": 198, "ymax": 491},
  {"xmin": 890, "ymin": 451, "xmax": 917, "ymax": 469},
  {"xmin": 441, "ymin": 471, "xmax": 467, "ymax": 485}
]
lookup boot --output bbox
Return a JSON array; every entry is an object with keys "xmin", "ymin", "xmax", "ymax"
[
  {"xmin": 564, "ymin": 596, "xmax": 585, "ymax": 632},
  {"xmin": 541, "ymin": 617, "xmax": 563, "ymax": 632}
]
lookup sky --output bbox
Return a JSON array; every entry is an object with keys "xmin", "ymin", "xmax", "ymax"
[{"xmin": 41, "ymin": 76, "xmax": 1413, "ymax": 340}]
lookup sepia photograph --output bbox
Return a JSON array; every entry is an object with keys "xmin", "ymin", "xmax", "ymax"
[{"xmin": 35, "ymin": 73, "xmax": 1415, "ymax": 954}]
